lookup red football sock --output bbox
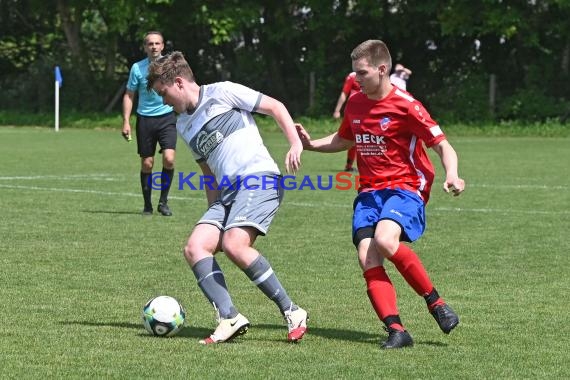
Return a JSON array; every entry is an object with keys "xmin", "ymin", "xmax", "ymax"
[
  {"xmin": 389, "ymin": 243, "xmax": 435, "ymax": 297},
  {"xmin": 363, "ymin": 266, "xmax": 404, "ymax": 331}
]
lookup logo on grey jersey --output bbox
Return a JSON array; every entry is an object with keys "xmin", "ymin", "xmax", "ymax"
[{"xmin": 195, "ymin": 130, "xmax": 224, "ymax": 157}]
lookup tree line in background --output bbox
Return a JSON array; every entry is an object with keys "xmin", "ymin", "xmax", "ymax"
[{"xmin": 1, "ymin": 0, "xmax": 569, "ymax": 124}]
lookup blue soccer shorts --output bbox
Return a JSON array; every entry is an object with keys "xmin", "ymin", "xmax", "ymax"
[{"xmin": 352, "ymin": 188, "xmax": 426, "ymax": 247}]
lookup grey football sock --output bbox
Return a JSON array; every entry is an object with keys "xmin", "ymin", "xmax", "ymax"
[
  {"xmin": 192, "ymin": 257, "xmax": 237, "ymax": 319},
  {"xmin": 243, "ymin": 255, "xmax": 297, "ymax": 314}
]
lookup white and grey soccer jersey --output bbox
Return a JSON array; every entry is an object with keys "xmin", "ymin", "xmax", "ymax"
[{"xmin": 177, "ymin": 81, "xmax": 280, "ymax": 185}]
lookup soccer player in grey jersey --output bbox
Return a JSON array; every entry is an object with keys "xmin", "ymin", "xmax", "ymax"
[{"xmin": 147, "ymin": 51, "xmax": 308, "ymax": 344}]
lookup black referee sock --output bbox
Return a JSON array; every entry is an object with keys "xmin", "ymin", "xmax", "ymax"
[
  {"xmin": 140, "ymin": 171, "xmax": 152, "ymax": 209},
  {"xmin": 159, "ymin": 167, "xmax": 174, "ymax": 204}
]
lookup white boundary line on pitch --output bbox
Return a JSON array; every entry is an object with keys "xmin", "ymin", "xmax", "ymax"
[
  {"xmin": 1, "ymin": 183, "xmax": 568, "ymax": 215},
  {"xmin": 0, "ymin": 184, "xmax": 202, "ymax": 202},
  {"xmin": 0, "ymin": 174, "xmax": 122, "ymax": 181},
  {"xmin": 431, "ymin": 206, "xmax": 570, "ymax": 215},
  {"xmin": 468, "ymin": 183, "xmax": 569, "ymax": 190}
]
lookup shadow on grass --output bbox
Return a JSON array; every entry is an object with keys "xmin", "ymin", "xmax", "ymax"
[
  {"xmin": 252, "ymin": 322, "xmax": 384, "ymax": 344},
  {"xmin": 252, "ymin": 323, "xmax": 450, "ymax": 347},
  {"xmin": 62, "ymin": 321, "xmax": 450, "ymax": 346},
  {"xmin": 63, "ymin": 320, "xmax": 375, "ymax": 343},
  {"xmin": 61, "ymin": 320, "xmax": 210, "ymax": 339}
]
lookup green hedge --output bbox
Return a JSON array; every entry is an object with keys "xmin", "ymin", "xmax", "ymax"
[{"xmin": 1, "ymin": 110, "xmax": 569, "ymax": 137}]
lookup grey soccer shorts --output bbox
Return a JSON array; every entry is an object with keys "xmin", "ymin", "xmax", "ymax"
[{"xmin": 197, "ymin": 175, "xmax": 284, "ymax": 235}]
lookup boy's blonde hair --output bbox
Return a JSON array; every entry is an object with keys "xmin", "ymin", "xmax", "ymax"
[{"xmin": 147, "ymin": 51, "xmax": 195, "ymax": 91}]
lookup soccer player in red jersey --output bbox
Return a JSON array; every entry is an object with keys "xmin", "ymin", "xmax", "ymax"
[
  {"xmin": 298, "ymin": 40, "xmax": 465, "ymax": 349},
  {"xmin": 332, "ymin": 72, "xmax": 361, "ymax": 172}
]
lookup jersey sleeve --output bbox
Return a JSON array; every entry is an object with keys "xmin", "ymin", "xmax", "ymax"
[
  {"xmin": 407, "ymin": 101, "xmax": 446, "ymax": 147},
  {"xmin": 337, "ymin": 113, "xmax": 354, "ymax": 141},
  {"xmin": 220, "ymin": 81, "xmax": 262, "ymax": 113},
  {"xmin": 338, "ymin": 93, "xmax": 357, "ymax": 140},
  {"xmin": 126, "ymin": 63, "xmax": 139, "ymax": 92}
]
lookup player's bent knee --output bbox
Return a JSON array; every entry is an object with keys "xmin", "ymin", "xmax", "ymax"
[
  {"xmin": 220, "ymin": 241, "xmax": 243, "ymax": 258},
  {"xmin": 182, "ymin": 244, "xmax": 195, "ymax": 263},
  {"xmin": 141, "ymin": 159, "xmax": 154, "ymax": 172},
  {"xmin": 163, "ymin": 158, "xmax": 175, "ymax": 168},
  {"xmin": 182, "ymin": 238, "xmax": 208, "ymax": 263},
  {"xmin": 374, "ymin": 235, "xmax": 399, "ymax": 257}
]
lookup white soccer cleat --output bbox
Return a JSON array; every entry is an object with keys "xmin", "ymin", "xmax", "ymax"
[
  {"xmin": 285, "ymin": 307, "xmax": 308, "ymax": 342},
  {"xmin": 199, "ymin": 313, "xmax": 250, "ymax": 345}
]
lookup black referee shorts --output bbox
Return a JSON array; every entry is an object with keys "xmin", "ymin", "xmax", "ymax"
[{"xmin": 135, "ymin": 112, "xmax": 177, "ymax": 158}]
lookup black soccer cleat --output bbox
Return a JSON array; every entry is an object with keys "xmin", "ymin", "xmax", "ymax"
[
  {"xmin": 142, "ymin": 206, "xmax": 153, "ymax": 216},
  {"xmin": 157, "ymin": 202, "xmax": 172, "ymax": 216},
  {"xmin": 381, "ymin": 327, "xmax": 414, "ymax": 349},
  {"xmin": 431, "ymin": 303, "xmax": 459, "ymax": 334}
]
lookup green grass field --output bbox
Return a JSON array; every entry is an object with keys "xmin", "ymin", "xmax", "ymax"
[{"xmin": 1, "ymin": 126, "xmax": 568, "ymax": 379}]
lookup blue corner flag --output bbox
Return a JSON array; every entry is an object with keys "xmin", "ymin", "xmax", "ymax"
[{"xmin": 55, "ymin": 66, "xmax": 63, "ymax": 87}]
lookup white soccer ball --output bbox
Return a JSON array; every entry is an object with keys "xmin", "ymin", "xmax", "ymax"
[{"xmin": 142, "ymin": 295, "xmax": 186, "ymax": 337}]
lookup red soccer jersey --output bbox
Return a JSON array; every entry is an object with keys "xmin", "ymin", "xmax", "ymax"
[
  {"xmin": 338, "ymin": 86, "xmax": 446, "ymax": 203},
  {"xmin": 342, "ymin": 72, "xmax": 361, "ymax": 96}
]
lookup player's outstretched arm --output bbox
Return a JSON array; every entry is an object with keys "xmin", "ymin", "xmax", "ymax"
[
  {"xmin": 432, "ymin": 140, "xmax": 465, "ymax": 196},
  {"xmin": 296, "ymin": 123, "xmax": 353, "ymax": 153},
  {"xmin": 257, "ymin": 95, "xmax": 303, "ymax": 173}
]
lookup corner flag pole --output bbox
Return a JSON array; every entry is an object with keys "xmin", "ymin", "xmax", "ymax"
[{"xmin": 54, "ymin": 66, "xmax": 63, "ymax": 132}]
